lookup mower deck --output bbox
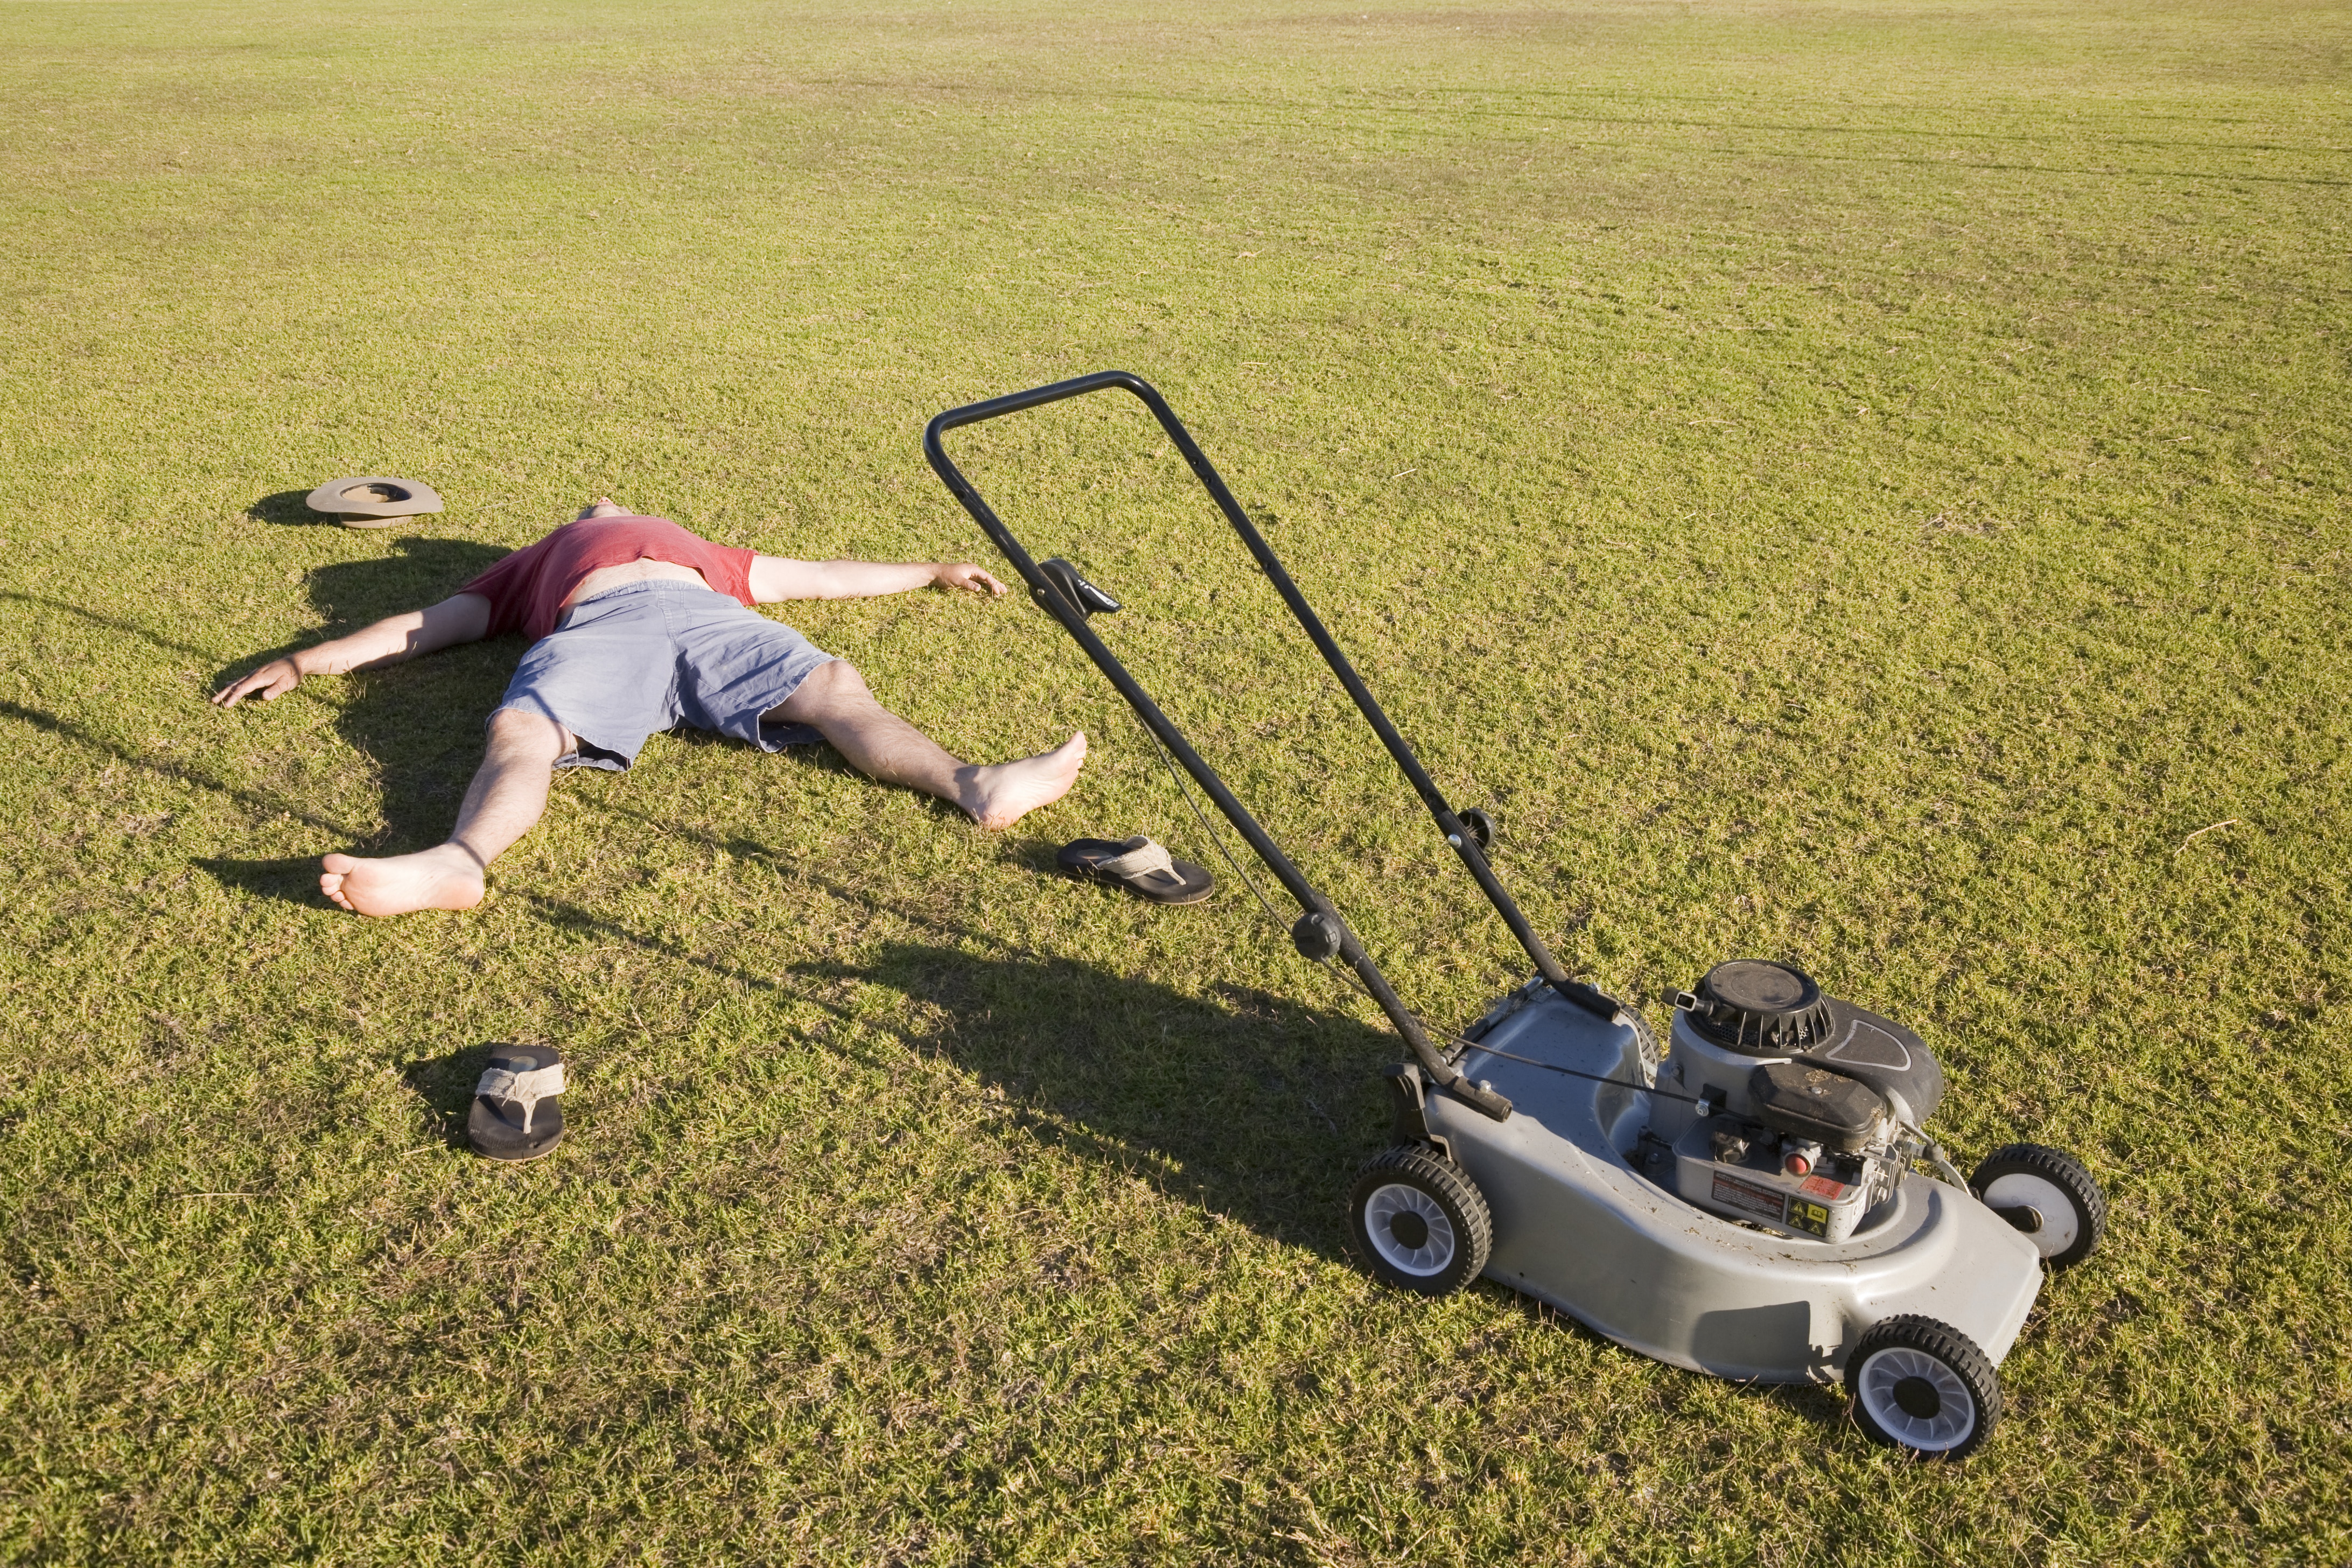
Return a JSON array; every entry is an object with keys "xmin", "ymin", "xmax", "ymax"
[{"xmin": 1429, "ymin": 986, "xmax": 2045, "ymax": 1383}]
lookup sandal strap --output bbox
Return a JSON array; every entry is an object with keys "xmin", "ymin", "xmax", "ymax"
[
  {"xmin": 1097, "ymin": 838, "xmax": 1175, "ymax": 879},
  {"xmin": 477, "ymin": 1060, "xmax": 565, "ymax": 1136}
]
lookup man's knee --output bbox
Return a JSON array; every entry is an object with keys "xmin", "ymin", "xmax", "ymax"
[
  {"xmin": 486, "ymin": 705, "xmax": 572, "ymax": 760},
  {"xmin": 785, "ymin": 659, "xmax": 871, "ymax": 714}
]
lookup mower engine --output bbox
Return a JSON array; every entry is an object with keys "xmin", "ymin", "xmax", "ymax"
[{"xmin": 1636, "ymin": 960, "xmax": 1945, "ymax": 1245}]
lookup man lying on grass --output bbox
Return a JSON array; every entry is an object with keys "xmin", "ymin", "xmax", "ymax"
[{"xmin": 213, "ymin": 498, "xmax": 1087, "ymax": 916}]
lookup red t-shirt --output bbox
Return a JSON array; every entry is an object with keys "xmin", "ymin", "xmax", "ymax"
[{"xmin": 457, "ymin": 515, "xmax": 758, "ymax": 642}]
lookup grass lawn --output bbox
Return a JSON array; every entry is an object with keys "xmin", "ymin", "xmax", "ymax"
[{"xmin": 2, "ymin": 0, "xmax": 2347, "ymax": 1559}]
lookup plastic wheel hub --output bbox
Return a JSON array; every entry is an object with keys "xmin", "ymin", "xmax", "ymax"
[
  {"xmin": 1969, "ymin": 1143, "xmax": 2107, "ymax": 1269},
  {"xmin": 1892, "ymin": 1376, "xmax": 1942, "ymax": 1420},
  {"xmin": 1857, "ymin": 1347, "xmax": 1976, "ymax": 1452},
  {"xmin": 1980, "ymin": 1172, "xmax": 2079, "ymax": 1256},
  {"xmin": 1364, "ymin": 1182, "xmax": 1456, "ymax": 1277}
]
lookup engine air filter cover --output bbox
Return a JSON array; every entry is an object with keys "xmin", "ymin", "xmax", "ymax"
[
  {"xmin": 1748, "ymin": 1061, "xmax": 1886, "ymax": 1152},
  {"xmin": 1688, "ymin": 960, "xmax": 1836, "ymax": 1055}
]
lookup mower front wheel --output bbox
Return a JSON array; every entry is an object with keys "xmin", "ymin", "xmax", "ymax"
[
  {"xmin": 1349, "ymin": 1145, "xmax": 1493, "ymax": 1296},
  {"xmin": 1847, "ymin": 1315, "xmax": 2002, "ymax": 1461}
]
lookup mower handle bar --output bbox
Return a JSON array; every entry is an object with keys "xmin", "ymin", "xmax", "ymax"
[{"xmin": 925, "ymin": 371, "xmax": 1621, "ymax": 1116}]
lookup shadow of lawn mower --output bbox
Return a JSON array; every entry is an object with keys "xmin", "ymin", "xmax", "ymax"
[{"xmin": 925, "ymin": 371, "xmax": 2106, "ymax": 1461}]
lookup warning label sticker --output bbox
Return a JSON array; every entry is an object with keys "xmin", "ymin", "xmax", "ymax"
[
  {"xmin": 1786, "ymin": 1198, "xmax": 1833, "ymax": 1237},
  {"xmin": 1710, "ymin": 1170, "xmax": 1785, "ymax": 1221},
  {"xmin": 1800, "ymin": 1174, "xmax": 1849, "ymax": 1201}
]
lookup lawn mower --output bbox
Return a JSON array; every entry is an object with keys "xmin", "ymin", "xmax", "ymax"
[{"xmin": 923, "ymin": 370, "xmax": 2107, "ymax": 1460}]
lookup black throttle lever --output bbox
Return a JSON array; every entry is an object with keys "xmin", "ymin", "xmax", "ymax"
[{"xmin": 1035, "ymin": 557, "xmax": 1122, "ymax": 620}]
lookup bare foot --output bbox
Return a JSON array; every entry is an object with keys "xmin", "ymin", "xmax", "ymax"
[
  {"xmin": 574, "ymin": 495, "xmax": 629, "ymax": 522},
  {"xmin": 958, "ymin": 732, "xmax": 1087, "ymax": 831},
  {"xmin": 320, "ymin": 845, "xmax": 486, "ymax": 916}
]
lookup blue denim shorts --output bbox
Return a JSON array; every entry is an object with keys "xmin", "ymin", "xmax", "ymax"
[{"xmin": 494, "ymin": 580, "xmax": 836, "ymax": 771}]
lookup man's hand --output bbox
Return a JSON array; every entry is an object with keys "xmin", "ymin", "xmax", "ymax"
[
  {"xmin": 930, "ymin": 562, "xmax": 1007, "ymax": 596},
  {"xmin": 213, "ymin": 657, "xmax": 303, "ymax": 708}
]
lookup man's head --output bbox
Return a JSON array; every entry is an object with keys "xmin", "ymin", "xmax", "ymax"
[{"xmin": 572, "ymin": 496, "xmax": 631, "ymax": 524}]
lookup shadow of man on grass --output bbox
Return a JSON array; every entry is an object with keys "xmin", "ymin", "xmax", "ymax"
[
  {"xmin": 303, "ymin": 536, "xmax": 518, "ymax": 851},
  {"xmin": 198, "ymin": 535, "xmax": 517, "ymax": 902},
  {"xmin": 800, "ymin": 937, "xmax": 1396, "ymax": 1257}
]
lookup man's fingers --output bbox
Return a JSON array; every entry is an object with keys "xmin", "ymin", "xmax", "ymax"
[
  {"xmin": 214, "ymin": 665, "xmax": 295, "ymax": 707},
  {"xmin": 934, "ymin": 564, "xmax": 1004, "ymax": 595}
]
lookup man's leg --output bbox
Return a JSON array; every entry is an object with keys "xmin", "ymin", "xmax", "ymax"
[
  {"xmin": 771, "ymin": 660, "xmax": 1084, "ymax": 831},
  {"xmin": 319, "ymin": 708, "xmax": 572, "ymax": 916}
]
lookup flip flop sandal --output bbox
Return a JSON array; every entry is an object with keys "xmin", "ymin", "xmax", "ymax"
[
  {"xmin": 467, "ymin": 1044, "xmax": 566, "ymax": 1161},
  {"xmin": 1057, "ymin": 835, "xmax": 1216, "ymax": 905}
]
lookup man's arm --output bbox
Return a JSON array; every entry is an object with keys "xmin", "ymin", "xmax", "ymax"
[
  {"xmin": 212, "ymin": 592, "xmax": 494, "ymax": 708},
  {"xmin": 746, "ymin": 557, "xmax": 1006, "ymax": 604}
]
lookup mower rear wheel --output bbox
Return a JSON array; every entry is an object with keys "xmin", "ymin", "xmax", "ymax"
[
  {"xmin": 1970, "ymin": 1143, "xmax": 2106, "ymax": 1269},
  {"xmin": 1349, "ymin": 1145, "xmax": 1492, "ymax": 1296},
  {"xmin": 1847, "ymin": 1315, "xmax": 2001, "ymax": 1461}
]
